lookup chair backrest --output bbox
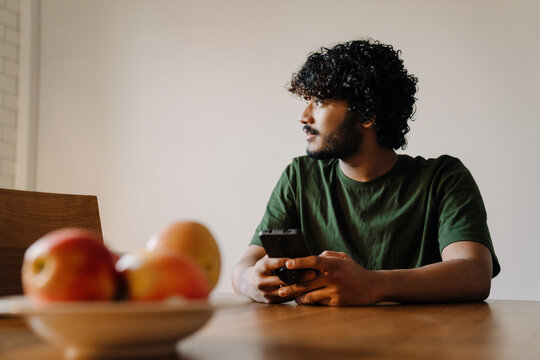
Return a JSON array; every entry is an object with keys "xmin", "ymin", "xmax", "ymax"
[{"xmin": 0, "ymin": 188, "xmax": 102, "ymax": 296}]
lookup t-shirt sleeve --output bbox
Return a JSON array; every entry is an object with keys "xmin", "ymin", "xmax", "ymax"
[
  {"xmin": 249, "ymin": 163, "xmax": 300, "ymax": 247},
  {"xmin": 436, "ymin": 157, "xmax": 500, "ymax": 277}
]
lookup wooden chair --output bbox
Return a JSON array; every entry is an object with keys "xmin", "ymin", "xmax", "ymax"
[{"xmin": 0, "ymin": 188, "xmax": 102, "ymax": 296}]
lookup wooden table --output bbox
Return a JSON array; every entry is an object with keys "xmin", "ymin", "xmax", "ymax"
[{"xmin": 1, "ymin": 299, "xmax": 539, "ymax": 359}]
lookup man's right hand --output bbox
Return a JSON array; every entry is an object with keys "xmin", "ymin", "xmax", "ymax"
[
  {"xmin": 242, "ymin": 255, "xmax": 293, "ymax": 303},
  {"xmin": 232, "ymin": 245, "xmax": 316, "ymax": 304}
]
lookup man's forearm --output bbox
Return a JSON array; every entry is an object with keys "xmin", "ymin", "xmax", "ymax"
[{"xmin": 377, "ymin": 258, "xmax": 492, "ymax": 304}]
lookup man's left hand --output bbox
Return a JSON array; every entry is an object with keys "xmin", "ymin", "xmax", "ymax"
[{"xmin": 277, "ymin": 251, "xmax": 384, "ymax": 306}]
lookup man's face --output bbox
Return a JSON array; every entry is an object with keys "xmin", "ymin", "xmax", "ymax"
[{"xmin": 299, "ymin": 98, "xmax": 361, "ymax": 160}]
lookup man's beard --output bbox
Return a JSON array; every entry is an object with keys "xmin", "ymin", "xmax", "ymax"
[{"xmin": 306, "ymin": 113, "xmax": 361, "ymax": 160}]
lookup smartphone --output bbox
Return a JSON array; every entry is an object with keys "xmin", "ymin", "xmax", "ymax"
[{"xmin": 258, "ymin": 229, "xmax": 314, "ymax": 285}]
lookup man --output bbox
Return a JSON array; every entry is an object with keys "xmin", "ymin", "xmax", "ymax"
[{"xmin": 232, "ymin": 39, "xmax": 500, "ymax": 306}]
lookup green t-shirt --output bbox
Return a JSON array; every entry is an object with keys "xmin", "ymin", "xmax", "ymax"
[{"xmin": 250, "ymin": 155, "xmax": 500, "ymax": 277}]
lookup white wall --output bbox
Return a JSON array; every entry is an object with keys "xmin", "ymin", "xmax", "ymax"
[{"xmin": 33, "ymin": 0, "xmax": 540, "ymax": 299}]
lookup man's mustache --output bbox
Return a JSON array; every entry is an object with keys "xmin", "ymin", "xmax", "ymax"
[{"xmin": 303, "ymin": 125, "xmax": 319, "ymax": 135}]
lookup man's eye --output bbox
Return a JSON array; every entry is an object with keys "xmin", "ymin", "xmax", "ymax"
[{"xmin": 314, "ymin": 98, "xmax": 323, "ymax": 106}]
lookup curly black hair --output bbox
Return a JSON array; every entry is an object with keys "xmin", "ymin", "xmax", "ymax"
[{"xmin": 289, "ymin": 39, "xmax": 418, "ymax": 150}]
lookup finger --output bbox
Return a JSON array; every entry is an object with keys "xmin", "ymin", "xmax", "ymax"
[
  {"xmin": 261, "ymin": 287, "xmax": 284, "ymax": 299},
  {"xmin": 277, "ymin": 277, "xmax": 324, "ymax": 298},
  {"xmin": 256, "ymin": 286, "xmax": 294, "ymax": 304},
  {"xmin": 295, "ymin": 289, "xmax": 331, "ymax": 306},
  {"xmin": 297, "ymin": 269, "xmax": 318, "ymax": 282},
  {"xmin": 256, "ymin": 274, "xmax": 287, "ymax": 290},
  {"xmin": 320, "ymin": 250, "xmax": 349, "ymax": 259},
  {"xmin": 255, "ymin": 256, "xmax": 289, "ymax": 275},
  {"xmin": 285, "ymin": 255, "xmax": 327, "ymax": 271}
]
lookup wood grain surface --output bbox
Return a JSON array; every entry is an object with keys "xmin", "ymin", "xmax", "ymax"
[{"xmin": 1, "ymin": 300, "xmax": 539, "ymax": 360}]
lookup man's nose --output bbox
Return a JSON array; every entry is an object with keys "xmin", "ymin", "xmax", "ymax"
[{"xmin": 299, "ymin": 101, "xmax": 314, "ymax": 124}]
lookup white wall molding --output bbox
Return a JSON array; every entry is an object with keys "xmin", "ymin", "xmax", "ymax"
[{"xmin": 15, "ymin": 0, "xmax": 39, "ymax": 190}]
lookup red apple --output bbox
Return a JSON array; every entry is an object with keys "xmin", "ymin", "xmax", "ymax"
[
  {"xmin": 115, "ymin": 250, "xmax": 210, "ymax": 301},
  {"xmin": 146, "ymin": 221, "xmax": 221, "ymax": 290},
  {"xmin": 110, "ymin": 251, "xmax": 121, "ymax": 265},
  {"xmin": 21, "ymin": 228, "xmax": 117, "ymax": 302}
]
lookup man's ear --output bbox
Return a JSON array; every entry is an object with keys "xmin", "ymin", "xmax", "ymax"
[{"xmin": 362, "ymin": 116, "xmax": 376, "ymax": 128}]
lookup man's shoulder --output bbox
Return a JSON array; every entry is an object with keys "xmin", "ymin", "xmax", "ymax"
[
  {"xmin": 399, "ymin": 154, "xmax": 474, "ymax": 187},
  {"xmin": 401, "ymin": 154, "xmax": 467, "ymax": 172}
]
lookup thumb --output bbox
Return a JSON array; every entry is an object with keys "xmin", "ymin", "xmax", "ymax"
[{"xmin": 320, "ymin": 250, "xmax": 349, "ymax": 259}]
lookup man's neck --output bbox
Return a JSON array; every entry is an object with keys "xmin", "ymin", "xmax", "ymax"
[{"xmin": 339, "ymin": 146, "xmax": 398, "ymax": 183}]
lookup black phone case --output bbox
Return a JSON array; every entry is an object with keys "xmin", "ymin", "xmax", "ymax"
[{"xmin": 258, "ymin": 229, "xmax": 314, "ymax": 285}]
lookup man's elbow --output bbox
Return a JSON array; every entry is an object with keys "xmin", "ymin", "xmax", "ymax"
[
  {"xmin": 468, "ymin": 261, "xmax": 493, "ymax": 301},
  {"xmin": 471, "ymin": 279, "xmax": 491, "ymax": 301}
]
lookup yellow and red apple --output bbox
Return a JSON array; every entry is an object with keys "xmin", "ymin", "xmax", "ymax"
[
  {"xmin": 115, "ymin": 250, "xmax": 210, "ymax": 301},
  {"xmin": 21, "ymin": 228, "xmax": 118, "ymax": 302},
  {"xmin": 146, "ymin": 221, "xmax": 221, "ymax": 290}
]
